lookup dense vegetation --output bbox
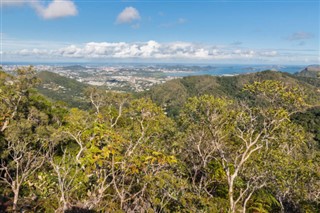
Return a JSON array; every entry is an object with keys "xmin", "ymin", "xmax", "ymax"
[
  {"xmin": 296, "ymin": 65, "xmax": 320, "ymax": 78},
  {"xmin": 141, "ymin": 71, "xmax": 320, "ymax": 117},
  {"xmin": 37, "ymin": 71, "xmax": 90, "ymax": 109},
  {"xmin": 0, "ymin": 67, "xmax": 319, "ymax": 212},
  {"xmin": 292, "ymin": 106, "xmax": 320, "ymax": 145}
]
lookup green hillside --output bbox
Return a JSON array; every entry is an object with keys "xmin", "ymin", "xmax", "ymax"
[
  {"xmin": 1, "ymin": 67, "xmax": 320, "ymax": 212},
  {"xmin": 141, "ymin": 70, "xmax": 320, "ymax": 116},
  {"xmin": 36, "ymin": 71, "xmax": 90, "ymax": 108},
  {"xmin": 292, "ymin": 106, "xmax": 320, "ymax": 144},
  {"xmin": 296, "ymin": 65, "xmax": 320, "ymax": 78},
  {"xmin": 36, "ymin": 70, "xmax": 320, "ymax": 115}
]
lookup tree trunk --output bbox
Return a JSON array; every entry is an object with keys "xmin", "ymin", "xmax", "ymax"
[
  {"xmin": 12, "ymin": 188, "xmax": 19, "ymax": 212},
  {"xmin": 229, "ymin": 181, "xmax": 235, "ymax": 213}
]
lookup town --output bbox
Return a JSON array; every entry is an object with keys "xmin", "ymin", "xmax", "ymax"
[{"xmin": 2, "ymin": 64, "xmax": 195, "ymax": 92}]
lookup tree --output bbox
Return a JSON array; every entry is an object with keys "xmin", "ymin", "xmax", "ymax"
[
  {"xmin": 0, "ymin": 119, "xmax": 46, "ymax": 211},
  {"xmin": 0, "ymin": 66, "xmax": 40, "ymax": 132},
  {"xmin": 49, "ymin": 148, "xmax": 80, "ymax": 212},
  {"xmin": 1, "ymin": 66, "xmax": 319, "ymax": 212},
  {"xmin": 86, "ymin": 98, "xmax": 177, "ymax": 211},
  {"xmin": 180, "ymin": 80, "xmax": 311, "ymax": 213},
  {"xmin": 85, "ymin": 87, "xmax": 130, "ymax": 127},
  {"xmin": 0, "ymin": 67, "xmax": 47, "ymax": 211}
]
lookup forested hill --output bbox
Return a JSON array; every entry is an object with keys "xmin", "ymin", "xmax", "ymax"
[
  {"xmin": 35, "ymin": 70, "xmax": 320, "ymax": 116},
  {"xmin": 1, "ymin": 67, "xmax": 320, "ymax": 212},
  {"xmin": 141, "ymin": 70, "xmax": 320, "ymax": 116},
  {"xmin": 296, "ymin": 65, "xmax": 320, "ymax": 78},
  {"xmin": 36, "ymin": 71, "xmax": 90, "ymax": 109}
]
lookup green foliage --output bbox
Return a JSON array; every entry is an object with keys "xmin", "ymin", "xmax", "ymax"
[
  {"xmin": 142, "ymin": 71, "xmax": 320, "ymax": 117},
  {"xmin": 296, "ymin": 65, "xmax": 320, "ymax": 78},
  {"xmin": 37, "ymin": 71, "xmax": 90, "ymax": 109},
  {"xmin": 243, "ymin": 80, "xmax": 307, "ymax": 110},
  {"xmin": 291, "ymin": 106, "xmax": 320, "ymax": 145},
  {"xmin": 247, "ymin": 190, "xmax": 280, "ymax": 213},
  {"xmin": 1, "ymin": 67, "xmax": 319, "ymax": 212}
]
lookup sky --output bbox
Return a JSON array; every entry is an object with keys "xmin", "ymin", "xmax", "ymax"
[{"xmin": 1, "ymin": 0, "xmax": 319, "ymax": 64}]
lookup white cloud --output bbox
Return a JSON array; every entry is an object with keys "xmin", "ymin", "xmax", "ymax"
[
  {"xmin": 259, "ymin": 51, "xmax": 277, "ymax": 57},
  {"xmin": 32, "ymin": 0, "xmax": 78, "ymax": 19},
  {"xmin": 16, "ymin": 48, "xmax": 51, "ymax": 56},
  {"xmin": 116, "ymin": 7, "xmax": 141, "ymax": 24},
  {"xmin": 59, "ymin": 45, "xmax": 82, "ymax": 57},
  {"xmin": 9, "ymin": 40, "xmax": 286, "ymax": 62},
  {"xmin": 140, "ymin": 40, "xmax": 160, "ymax": 57},
  {"xmin": 4, "ymin": 38, "xmax": 318, "ymax": 64},
  {"xmin": 233, "ymin": 49, "xmax": 242, "ymax": 54},
  {"xmin": 1, "ymin": 0, "xmax": 78, "ymax": 19}
]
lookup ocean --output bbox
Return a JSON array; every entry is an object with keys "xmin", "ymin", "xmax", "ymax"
[{"xmin": 165, "ymin": 65, "xmax": 306, "ymax": 77}]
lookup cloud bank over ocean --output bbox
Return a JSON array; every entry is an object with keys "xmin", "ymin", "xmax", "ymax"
[{"xmin": 3, "ymin": 40, "xmax": 318, "ymax": 64}]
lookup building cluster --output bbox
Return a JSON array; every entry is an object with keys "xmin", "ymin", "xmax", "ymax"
[{"xmin": 2, "ymin": 64, "xmax": 184, "ymax": 92}]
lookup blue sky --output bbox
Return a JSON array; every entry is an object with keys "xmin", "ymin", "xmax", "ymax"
[{"xmin": 1, "ymin": 0, "xmax": 319, "ymax": 64}]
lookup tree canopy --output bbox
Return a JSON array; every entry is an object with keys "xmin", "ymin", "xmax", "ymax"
[{"xmin": 0, "ymin": 67, "xmax": 319, "ymax": 212}]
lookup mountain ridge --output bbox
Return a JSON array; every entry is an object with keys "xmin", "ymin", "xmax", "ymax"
[
  {"xmin": 296, "ymin": 65, "xmax": 320, "ymax": 78},
  {"xmin": 140, "ymin": 70, "xmax": 320, "ymax": 116}
]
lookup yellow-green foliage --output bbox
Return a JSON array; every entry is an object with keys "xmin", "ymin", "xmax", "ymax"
[{"xmin": 0, "ymin": 67, "xmax": 319, "ymax": 212}]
